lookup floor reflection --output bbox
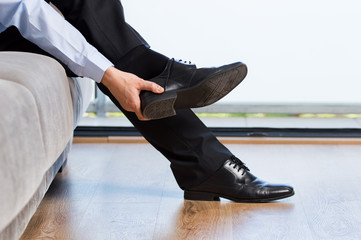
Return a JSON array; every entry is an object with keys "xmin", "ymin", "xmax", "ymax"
[{"xmin": 163, "ymin": 200, "xmax": 295, "ymax": 240}]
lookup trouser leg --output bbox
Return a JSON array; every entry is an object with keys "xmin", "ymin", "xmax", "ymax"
[
  {"xmin": 97, "ymin": 82, "xmax": 232, "ymax": 189},
  {"xmin": 0, "ymin": 0, "xmax": 234, "ymax": 189},
  {"xmin": 50, "ymin": 0, "xmax": 234, "ymax": 188}
]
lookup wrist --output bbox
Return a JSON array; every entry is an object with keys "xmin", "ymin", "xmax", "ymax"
[{"xmin": 101, "ymin": 66, "xmax": 115, "ymax": 86}]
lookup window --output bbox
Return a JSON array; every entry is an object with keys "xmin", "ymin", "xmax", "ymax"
[{"xmin": 78, "ymin": 0, "xmax": 361, "ymax": 133}]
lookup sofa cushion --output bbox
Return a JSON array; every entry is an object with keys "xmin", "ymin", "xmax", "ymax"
[
  {"xmin": 0, "ymin": 80, "xmax": 47, "ymax": 236},
  {"xmin": 0, "ymin": 52, "xmax": 73, "ymax": 167}
]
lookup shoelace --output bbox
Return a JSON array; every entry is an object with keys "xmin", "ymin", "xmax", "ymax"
[
  {"xmin": 175, "ymin": 58, "xmax": 192, "ymax": 64},
  {"xmin": 229, "ymin": 156, "xmax": 250, "ymax": 172}
]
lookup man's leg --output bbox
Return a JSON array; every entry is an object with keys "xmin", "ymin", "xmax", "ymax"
[
  {"xmin": 49, "ymin": 0, "xmax": 249, "ymax": 121},
  {"xmin": 48, "ymin": 0, "xmax": 233, "ymax": 189},
  {"xmin": 97, "ymin": 83, "xmax": 232, "ymax": 189},
  {"xmin": 50, "ymin": 0, "xmax": 294, "ymax": 201}
]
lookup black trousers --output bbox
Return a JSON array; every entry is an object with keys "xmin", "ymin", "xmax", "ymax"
[{"xmin": 0, "ymin": 0, "xmax": 233, "ymax": 189}]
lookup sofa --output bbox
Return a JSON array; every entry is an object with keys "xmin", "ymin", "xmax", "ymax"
[{"xmin": 0, "ymin": 52, "xmax": 94, "ymax": 240}]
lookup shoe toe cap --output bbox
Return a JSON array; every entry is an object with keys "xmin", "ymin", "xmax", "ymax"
[{"xmin": 263, "ymin": 184, "xmax": 294, "ymax": 200}]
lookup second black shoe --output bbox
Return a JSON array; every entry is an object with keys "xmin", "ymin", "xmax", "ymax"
[
  {"xmin": 184, "ymin": 156, "xmax": 295, "ymax": 203},
  {"xmin": 140, "ymin": 58, "xmax": 247, "ymax": 120}
]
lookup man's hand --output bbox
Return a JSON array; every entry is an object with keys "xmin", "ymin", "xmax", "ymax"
[{"xmin": 101, "ymin": 66, "xmax": 164, "ymax": 120}]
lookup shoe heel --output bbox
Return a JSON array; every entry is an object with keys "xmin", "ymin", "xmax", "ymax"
[
  {"xmin": 142, "ymin": 91, "xmax": 177, "ymax": 120},
  {"xmin": 184, "ymin": 190, "xmax": 220, "ymax": 201}
]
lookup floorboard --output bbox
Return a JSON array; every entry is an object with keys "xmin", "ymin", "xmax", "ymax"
[{"xmin": 20, "ymin": 143, "xmax": 361, "ymax": 240}]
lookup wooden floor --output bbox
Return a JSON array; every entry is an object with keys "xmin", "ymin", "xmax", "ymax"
[{"xmin": 21, "ymin": 141, "xmax": 361, "ymax": 240}]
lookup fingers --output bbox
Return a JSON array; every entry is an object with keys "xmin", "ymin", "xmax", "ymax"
[
  {"xmin": 135, "ymin": 80, "xmax": 163, "ymax": 120},
  {"xmin": 140, "ymin": 80, "xmax": 164, "ymax": 94},
  {"xmin": 134, "ymin": 107, "xmax": 149, "ymax": 121},
  {"xmin": 101, "ymin": 69, "xmax": 154, "ymax": 121}
]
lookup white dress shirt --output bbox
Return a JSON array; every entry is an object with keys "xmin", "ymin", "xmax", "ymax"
[{"xmin": 0, "ymin": 0, "xmax": 113, "ymax": 82}]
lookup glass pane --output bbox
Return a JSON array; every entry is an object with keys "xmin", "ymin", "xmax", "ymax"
[{"xmin": 79, "ymin": 0, "xmax": 361, "ymax": 129}]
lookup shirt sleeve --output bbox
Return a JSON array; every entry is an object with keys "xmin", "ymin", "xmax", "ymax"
[{"xmin": 0, "ymin": 0, "xmax": 113, "ymax": 82}]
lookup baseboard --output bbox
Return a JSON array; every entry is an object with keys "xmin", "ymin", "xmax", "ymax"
[{"xmin": 73, "ymin": 136, "xmax": 361, "ymax": 145}]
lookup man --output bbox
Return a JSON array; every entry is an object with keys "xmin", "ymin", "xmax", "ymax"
[{"xmin": 0, "ymin": 0, "xmax": 294, "ymax": 202}]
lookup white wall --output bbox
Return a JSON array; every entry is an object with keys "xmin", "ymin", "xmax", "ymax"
[{"xmin": 122, "ymin": 0, "xmax": 361, "ymax": 104}]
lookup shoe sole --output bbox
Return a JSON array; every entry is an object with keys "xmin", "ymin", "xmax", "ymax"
[
  {"xmin": 142, "ymin": 63, "xmax": 247, "ymax": 120},
  {"xmin": 184, "ymin": 189, "xmax": 295, "ymax": 203}
]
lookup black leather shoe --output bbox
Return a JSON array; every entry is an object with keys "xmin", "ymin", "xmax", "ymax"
[
  {"xmin": 140, "ymin": 59, "xmax": 247, "ymax": 120},
  {"xmin": 184, "ymin": 156, "xmax": 294, "ymax": 203}
]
